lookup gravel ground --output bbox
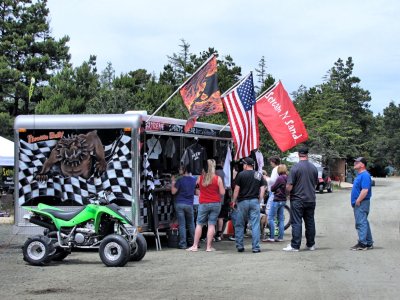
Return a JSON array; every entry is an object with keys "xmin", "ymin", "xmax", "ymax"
[{"xmin": 0, "ymin": 177, "xmax": 399, "ymax": 300}]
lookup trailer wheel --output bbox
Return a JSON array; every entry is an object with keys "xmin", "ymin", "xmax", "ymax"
[
  {"xmin": 22, "ymin": 235, "xmax": 55, "ymax": 266},
  {"xmin": 130, "ymin": 233, "xmax": 147, "ymax": 261},
  {"xmin": 99, "ymin": 234, "xmax": 130, "ymax": 267}
]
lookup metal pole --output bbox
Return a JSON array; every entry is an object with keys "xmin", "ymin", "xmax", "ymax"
[
  {"xmin": 147, "ymin": 54, "xmax": 216, "ymax": 123},
  {"xmin": 220, "ymin": 72, "xmax": 251, "ymax": 98}
]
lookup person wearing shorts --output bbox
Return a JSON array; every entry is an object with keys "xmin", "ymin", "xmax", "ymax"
[{"xmin": 187, "ymin": 159, "xmax": 225, "ymax": 252}]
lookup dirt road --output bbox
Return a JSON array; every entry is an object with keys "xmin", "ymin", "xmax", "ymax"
[{"xmin": 1, "ymin": 177, "xmax": 399, "ymax": 300}]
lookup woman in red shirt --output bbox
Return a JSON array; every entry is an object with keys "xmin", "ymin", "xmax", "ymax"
[{"xmin": 187, "ymin": 159, "xmax": 225, "ymax": 252}]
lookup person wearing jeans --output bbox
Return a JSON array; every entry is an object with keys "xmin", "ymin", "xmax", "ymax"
[
  {"xmin": 284, "ymin": 146, "xmax": 318, "ymax": 252},
  {"xmin": 290, "ymin": 200, "xmax": 316, "ymax": 249},
  {"xmin": 231, "ymin": 157, "xmax": 267, "ymax": 253},
  {"xmin": 171, "ymin": 166, "xmax": 197, "ymax": 249},
  {"xmin": 266, "ymin": 164, "xmax": 288, "ymax": 242},
  {"xmin": 350, "ymin": 157, "xmax": 373, "ymax": 250},
  {"xmin": 235, "ymin": 199, "xmax": 261, "ymax": 251}
]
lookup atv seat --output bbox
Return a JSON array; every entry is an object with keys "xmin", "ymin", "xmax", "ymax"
[{"xmin": 42, "ymin": 207, "xmax": 86, "ymax": 221}]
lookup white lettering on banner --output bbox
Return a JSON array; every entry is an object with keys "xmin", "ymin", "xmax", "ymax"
[
  {"xmin": 263, "ymin": 92, "xmax": 303, "ymax": 142},
  {"xmin": 266, "ymin": 92, "xmax": 282, "ymax": 113},
  {"xmin": 279, "ymin": 111, "xmax": 303, "ymax": 141},
  {"xmin": 279, "ymin": 110, "xmax": 290, "ymax": 120}
]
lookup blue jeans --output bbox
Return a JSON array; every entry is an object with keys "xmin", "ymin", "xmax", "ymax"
[
  {"xmin": 290, "ymin": 200, "xmax": 316, "ymax": 249},
  {"xmin": 230, "ymin": 208, "xmax": 238, "ymax": 227},
  {"xmin": 353, "ymin": 200, "xmax": 373, "ymax": 246},
  {"xmin": 268, "ymin": 201, "xmax": 286, "ymax": 240},
  {"xmin": 175, "ymin": 203, "xmax": 195, "ymax": 248},
  {"xmin": 235, "ymin": 199, "xmax": 260, "ymax": 251}
]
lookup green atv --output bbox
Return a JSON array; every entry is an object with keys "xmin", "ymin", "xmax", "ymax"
[{"xmin": 22, "ymin": 191, "xmax": 146, "ymax": 267}]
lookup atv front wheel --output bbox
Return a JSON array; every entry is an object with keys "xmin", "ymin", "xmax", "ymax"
[
  {"xmin": 130, "ymin": 233, "xmax": 147, "ymax": 261},
  {"xmin": 22, "ymin": 235, "xmax": 55, "ymax": 266},
  {"xmin": 99, "ymin": 234, "xmax": 130, "ymax": 267}
]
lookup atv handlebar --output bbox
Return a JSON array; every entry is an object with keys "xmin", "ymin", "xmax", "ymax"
[{"xmin": 85, "ymin": 191, "xmax": 112, "ymax": 205}]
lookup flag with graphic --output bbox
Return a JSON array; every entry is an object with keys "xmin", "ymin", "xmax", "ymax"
[
  {"xmin": 256, "ymin": 81, "xmax": 308, "ymax": 151},
  {"xmin": 222, "ymin": 73, "xmax": 259, "ymax": 160},
  {"xmin": 179, "ymin": 56, "xmax": 223, "ymax": 132}
]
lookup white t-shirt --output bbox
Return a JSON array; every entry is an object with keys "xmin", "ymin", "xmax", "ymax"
[{"xmin": 267, "ymin": 166, "xmax": 279, "ymax": 191}]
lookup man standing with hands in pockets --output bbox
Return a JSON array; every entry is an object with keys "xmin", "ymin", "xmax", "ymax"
[
  {"xmin": 231, "ymin": 157, "xmax": 267, "ymax": 253},
  {"xmin": 350, "ymin": 157, "xmax": 373, "ymax": 250}
]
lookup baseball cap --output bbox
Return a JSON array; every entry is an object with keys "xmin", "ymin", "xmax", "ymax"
[
  {"xmin": 354, "ymin": 157, "xmax": 367, "ymax": 166},
  {"xmin": 298, "ymin": 146, "xmax": 309, "ymax": 155},
  {"xmin": 242, "ymin": 157, "xmax": 254, "ymax": 166}
]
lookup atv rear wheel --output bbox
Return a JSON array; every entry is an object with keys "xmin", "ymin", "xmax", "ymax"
[
  {"xmin": 22, "ymin": 235, "xmax": 55, "ymax": 266},
  {"xmin": 51, "ymin": 247, "xmax": 71, "ymax": 261},
  {"xmin": 99, "ymin": 234, "xmax": 130, "ymax": 267},
  {"xmin": 130, "ymin": 233, "xmax": 147, "ymax": 261}
]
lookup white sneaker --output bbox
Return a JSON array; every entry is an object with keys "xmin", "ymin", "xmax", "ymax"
[
  {"xmin": 307, "ymin": 245, "xmax": 316, "ymax": 251},
  {"xmin": 283, "ymin": 244, "xmax": 299, "ymax": 252}
]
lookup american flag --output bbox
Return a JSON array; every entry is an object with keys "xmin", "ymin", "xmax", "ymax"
[{"xmin": 222, "ymin": 73, "xmax": 259, "ymax": 160}]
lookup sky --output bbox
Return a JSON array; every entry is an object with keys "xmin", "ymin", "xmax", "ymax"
[{"xmin": 46, "ymin": 0, "xmax": 400, "ymax": 115}]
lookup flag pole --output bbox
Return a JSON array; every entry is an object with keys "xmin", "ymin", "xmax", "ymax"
[
  {"xmin": 147, "ymin": 54, "xmax": 216, "ymax": 123},
  {"xmin": 255, "ymin": 80, "xmax": 280, "ymax": 102},
  {"xmin": 220, "ymin": 72, "xmax": 251, "ymax": 98},
  {"xmin": 219, "ymin": 73, "xmax": 252, "ymax": 132}
]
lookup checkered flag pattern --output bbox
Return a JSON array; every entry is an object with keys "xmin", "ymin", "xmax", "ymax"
[
  {"xmin": 18, "ymin": 135, "xmax": 133, "ymax": 206},
  {"xmin": 140, "ymin": 153, "xmax": 154, "ymax": 202}
]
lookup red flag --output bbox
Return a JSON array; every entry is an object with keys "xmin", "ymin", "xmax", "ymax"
[
  {"xmin": 222, "ymin": 73, "xmax": 259, "ymax": 160},
  {"xmin": 180, "ymin": 56, "xmax": 223, "ymax": 132},
  {"xmin": 256, "ymin": 81, "xmax": 308, "ymax": 152}
]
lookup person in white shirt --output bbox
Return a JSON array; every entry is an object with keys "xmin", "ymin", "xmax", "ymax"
[{"xmin": 263, "ymin": 156, "xmax": 280, "ymax": 242}]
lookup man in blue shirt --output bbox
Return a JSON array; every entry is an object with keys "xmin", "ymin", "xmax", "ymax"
[{"xmin": 350, "ymin": 157, "xmax": 373, "ymax": 250}]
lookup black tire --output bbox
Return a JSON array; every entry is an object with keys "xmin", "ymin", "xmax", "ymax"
[
  {"xmin": 130, "ymin": 233, "xmax": 147, "ymax": 261},
  {"xmin": 51, "ymin": 247, "xmax": 71, "ymax": 261},
  {"xmin": 99, "ymin": 234, "xmax": 130, "ymax": 267},
  {"xmin": 284, "ymin": 205, "xmax": 291, "ymax": 230},
  {"xmin": 22, "ymin": 235, "xmax": 55, "ymax": 266}
]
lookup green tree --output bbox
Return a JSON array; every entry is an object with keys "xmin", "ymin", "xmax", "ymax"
[
  {"xmin": 0, "ymin": 0, "xmax": 70, "ymax": 115},
  {"xmin": 293, "ymin": 57, "xmax": 374, "ymax": 164},
  {"xmin": 0, "ymin": 112, "xmax": 13, "ymax": 139},
  {"xmin": 99, "ymin": 62, "xmax": 115, "ymax": 90},
  {"xmin": 166, "ymin": 39, "xmax": 194, "ymax": 83},
  {"xmin": 380, "ymin": 102, "xmax": 400, "ymax": 168},
  {"xmin": 35, "ymin": 56, "xmax": 99, "ymax": 114},
  {"xmin": 325, "ymin": 57, "xmax": 373, "ymax": 154}
]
